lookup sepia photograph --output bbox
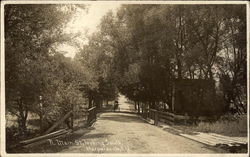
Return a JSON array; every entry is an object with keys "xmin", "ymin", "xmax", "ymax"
[{"xmin": 1, "ymin": 1, "xmax": 249, "ymax": 156}]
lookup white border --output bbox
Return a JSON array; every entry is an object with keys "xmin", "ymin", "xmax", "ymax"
[
  {"xmin": 247, "ymin": 0, "xmax": 250, "ymax": 155},
  {"xmin": 1, "ymin": 1, "xmax": 249, "ymax": 157},
  {"xmin": 0, "ymin": 0, "xmax": 249, "ymax": 4},
  {"xmin": 1, "ymin": 1, "xmax": 5, "ymax": 156}
]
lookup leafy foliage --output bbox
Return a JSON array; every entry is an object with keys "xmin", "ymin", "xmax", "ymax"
[
  {"xmin": 90, "ymin": 4, "xmax": 247, "ymax": 113},
  {"xmin": 5, "ymin": 4, "xmax": 87, "ymax": 135}
]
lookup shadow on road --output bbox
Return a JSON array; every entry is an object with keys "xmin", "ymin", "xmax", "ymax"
[
  {"xmin": 81, "ymin": 133, "xmax": 113, "ymax": 139},
  {"xmin": 99, "ymin": 114, "xmax": 145, "ymax": 123}
]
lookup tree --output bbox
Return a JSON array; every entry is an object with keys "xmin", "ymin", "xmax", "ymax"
[
  {"xmin": 216, "ymin": 5, "xmax": 247, "ymax": 113},
  {"xmin": 95, "ymin": 4, "xmax": 247, "ymax": 114},
  {"xmin": 74, "ymin": 4, "xmax": 246, "ymax": 115},
  {"xmin": 76, "ymin": 29, "xmax": 119, "ymax": 108},
  {"xmin": 5, "ymin": 4, "xmax": 86, "ymax": 135}
]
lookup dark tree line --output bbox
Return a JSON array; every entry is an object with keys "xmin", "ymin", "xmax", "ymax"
[{"xmin": 86, "ymin": 5, "xmax": 247, "ymax": 114}]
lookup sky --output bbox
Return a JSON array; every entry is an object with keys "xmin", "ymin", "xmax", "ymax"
[{"xmin": 58, "ymin": 2, "xmax": 122, "ymax": 58}]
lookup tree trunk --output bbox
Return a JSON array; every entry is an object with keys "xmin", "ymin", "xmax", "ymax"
[
  {"xmin": 18, "ymin": 116, "xmax": 27, "ymax": 136},
  {"xmin": 177, "ymin": 59, "xmax": 182, "ymax": 79},
  {"xmin": 39, "ymin": 113, "xmax": 44, "ymax": 134},
  {"xmin": 233, "ymin": 98, "xmax": 242, "ymax": 114},
  {"xmin": 88, "ymin": 97, "xmax": 93, "ymax": 108},
  {"xmin": 137, "ymin": 101, "xmax": 140, "ymax": 114},
  {"xmin": 18, "ymin": 100, "xmax": 28, "ymax": 136},
  {"xmin": 237, "ymin": 95, "xmax": 246, "ymax": 113},
  {"xmin": 208, "ymin": 67, "xmax": 213, "ymax": 80},
  {"xmin": 134, "ymin": 101, "xmax": 137, "ymax": 110}
]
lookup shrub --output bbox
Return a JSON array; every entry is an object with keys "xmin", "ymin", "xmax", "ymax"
[{"xmin": 193, "ymin": 114, "xmax": 247, "ymax": 137}]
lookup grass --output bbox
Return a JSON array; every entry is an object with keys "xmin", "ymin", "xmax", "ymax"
[
  {"xmin": 195, "ymin": 115, "xmax": 247, "ymax": 136},
  {"xmin": 174, "ymin": 114, "xmax": 247, "ymax": 137}
]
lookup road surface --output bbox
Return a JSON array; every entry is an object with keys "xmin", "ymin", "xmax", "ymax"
[
  {"xmin": 117, "ymin": 94, "xmax": 136, "ymax": 112},
  {"xmin": 55, "ymin": 95, "xmax": 222, "ymax": 153}
]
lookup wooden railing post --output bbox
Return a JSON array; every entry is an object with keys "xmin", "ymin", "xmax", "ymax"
[
  {"xmin": 87, "ymin": 107, "xmax": 97, "ymax": 126},
  {"xmin": 138, "ymin": 102, "xmax": 140, "ymax": 114},
  {"xmin": 154, "ymin": 110, "xmax": 158, "ymax": 126},
  {"xmin": 142, "ymin": 104, "xmax": 144, "ymax": 118},
  {"xmin": 94, "ymin": 107, "xmax": 97, "ymax": 120},
  {"xmin": 146, "ymin": 109, "xmax": 149, "ymax": 119},
  {"xmin": 149, "ymin": 109, "xmax": 150, "ymax": 119},
  {"xmin": 148, "ymin": 109, "xmax": 153, "ymax": 119}
]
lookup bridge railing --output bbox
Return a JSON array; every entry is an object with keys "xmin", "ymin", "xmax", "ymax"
[
  {"xmin": 87, "ymin": 106, "xmax": 97, "ymax": 126},
  {"xmin": 141, "ymin": 106, "xmax": 191, "ymax": 125},
  {"xmin": 158, "ymin": 110, "xmax": 175, "ymax": 124}
]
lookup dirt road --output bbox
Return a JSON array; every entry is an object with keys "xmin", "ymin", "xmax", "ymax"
[
  {"xmin": 117, "ymin": 94, "xmax": 136, "ymax": 112},
  {"xmin": 57, "ymin": 113, "xmax": 221, "ymax": 153},
  {"xmin": 35, "ymin": 95, "xmax": 224, "ymax": 153}
]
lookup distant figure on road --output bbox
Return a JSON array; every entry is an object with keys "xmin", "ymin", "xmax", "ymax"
[{"xmin": 113, "ymin": 100, "xmax": 119, "ymax": 112}]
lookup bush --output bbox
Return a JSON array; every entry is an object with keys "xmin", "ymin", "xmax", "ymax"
[{"xmin": 192, "ymin": 114, "xmax": 247, "ymax": 137}]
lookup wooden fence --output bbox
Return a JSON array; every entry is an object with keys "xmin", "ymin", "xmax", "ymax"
[
  {"xmin": 44, "ymin": 107, "xmax": 97, "ymax": 134},
  {"xmin": 141, "ymin": 106, "xmax": 191, "ymax": 125},
  {"xmin": 20, "ymin": 107, "xmax": 97, "ymax": 147},
  {"xmin": 44, "ymin": 110, "xmax": 73, "ymax": 134}
]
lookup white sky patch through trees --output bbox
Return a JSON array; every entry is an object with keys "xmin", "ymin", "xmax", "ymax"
[{"xmin": 58, "ymin": 2, "xmax": 121, "ymax": 58}]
